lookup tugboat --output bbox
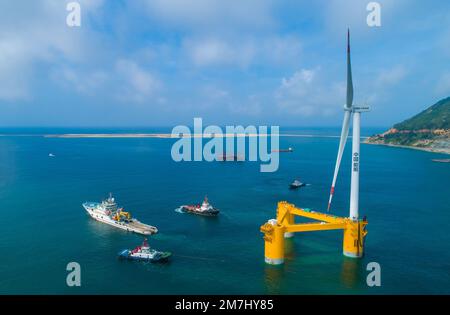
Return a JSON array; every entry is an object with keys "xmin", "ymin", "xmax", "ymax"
[
  {"xmin": 180, "ymin": 196, "xmax": 219, "ymax": 216},
  {"xmin": 83, "ymin": 193, "xmax": 158, "ymax": 235},
  {"xmin": 118, "ymin": 238, "xmax": 171, "ymax": 262},
  {"xmin": 289, "ymin": 179, "xmax": 306, "ymax": 189}
]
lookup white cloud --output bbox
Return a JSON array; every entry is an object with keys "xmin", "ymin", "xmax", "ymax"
[
  {"xmin": 275, "ymin": 68, "xmax": 345, "ymax": 116},
  {"xmin": 281, "ymin": 69, "xmax": 315, "ymax": 89},
  {"xmin": 140, "ymin": 0, "xmax": 302, "ymax": 69},
  {"xmin": 375, "ymin": 65, "xmax": 407, "ymax": 86},
  {"xmin": 51, "ymin": 67, "xmax": 108, "ymax": 95},
  {"xmin": 184, "ymin": 38, "xmax": 254, "ymax": 67},
  {"xmin": 0, "ymin": 0, "xmax": 105, "ymax": 102},
  {"xmin": 361, "ymin": 65, "xmax": 407, "ymax": 106},
  {"xmin": 201, "ymin": 86, "xmax": 229, "ymax": 100},
  {"xmin": 140, "ymin": 0, "xmax": 274, "ymax": 32},
  {"xmin": 228, "ymin": 95, "xmax": 262, "ymax": 116},
  {"xmin": 0, "ymin": 1, "xmax": 166, "ymax": 105},
  {"xmin": 52, "ymin": 60, "xmax": 162, "ymax": 105},
  {"xmin": 183, "ymin": 35, "xmax": 301, "ymax": 68},
  {"xmin": 115, "ymin": 59, "xmax": 162, "ymax": 104},
  {"xmin": 0, "ymin": 39, "xmax": 31, "ymax": 100},
  {"xmin": 187, "ymin": 84, "xmax": 263, "ymax": 117},
  {"xmin": 263, "ymin": 35, "xmax": 302, "ymax": 65}
]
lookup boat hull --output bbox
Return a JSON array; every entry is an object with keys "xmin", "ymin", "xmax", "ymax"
[
  {"xmin": 289, "ymin": 183, "xmax": 305, "ymax": 189},
  {"xmin": 180, "ymin": 206, "xmax": 219, "ymax": 216},
  {"xmin": 118, "ymin": 250, "xmax": 171, "ymax": 262},
  {"xmin": 83, "ymin": 203, "xmax": 158, "ymax": 235}
]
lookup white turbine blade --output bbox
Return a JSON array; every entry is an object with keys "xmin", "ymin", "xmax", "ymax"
[
  {"xmin": 327, "ymin": 110, "xmax": 351, "ymax": 211},
  {"xmin": 327, "ymin": 30, "xmax": 354, "ymax": 211},
  {"xmin": 346, "ymin": 29, "xmax": 353, "ymax": 109}
]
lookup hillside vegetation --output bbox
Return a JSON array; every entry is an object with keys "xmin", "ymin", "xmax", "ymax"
[
  {"xmin": 393, "ymin": 97, "xmax": 450, "ymax": 130},
  {"xmin": 366, "ymin": 97, "xmax": 450, "ymax": 154}
]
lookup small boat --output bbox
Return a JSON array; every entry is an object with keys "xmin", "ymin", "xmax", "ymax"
[
  {"xmin": 180, "ymin": 196, "xmax": 219, "ymax": 216},
  {"xmin": 289, "ymin": 179, "xmax": 306, "ymax": 189},
  {"xmin": 118, "ymin": 238, "xmax": 171, "ymax": 262},
  {"xmin": 48, "ymin": 153, "xmax": 55, "ymax": 157}
]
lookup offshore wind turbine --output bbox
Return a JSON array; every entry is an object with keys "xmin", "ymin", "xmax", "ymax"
[
  {"xmin": 260, "ymin": 30, "xmax": 369, "ymax": 264},
  {"xmin": 327, "ymin": 29, "xmax": 370, "ymax": 221}
]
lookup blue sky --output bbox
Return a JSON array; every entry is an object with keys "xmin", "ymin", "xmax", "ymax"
[{"xmin": 1, "ymin": 0, "xmax": 450, "ymax": 127}]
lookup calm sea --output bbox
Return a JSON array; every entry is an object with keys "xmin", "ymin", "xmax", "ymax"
[{"xmin": 0, "ymin": 127, "xmax": 449, "ymax": 294}]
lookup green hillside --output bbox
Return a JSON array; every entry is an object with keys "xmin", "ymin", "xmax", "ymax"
[
  {"xmin": 393, "ymin": 97, "xmax": 450, "ymax": 130},
  {"xmin": 366, "ymin": 97, "xmax": 450, "ymax": 154}
]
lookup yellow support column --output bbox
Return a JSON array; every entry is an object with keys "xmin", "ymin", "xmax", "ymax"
[
  {"xmin": 284, "ymin": 214, "xmax": 295, "ymax": 238},
  {"xmin": 261, "ymin": 219, "xmax": 285, "ymax": 265},
  {"xmin": 276, "ymin": 203, "xmax": 295, "ymax": 238},
  {"xmin": 343, "ymin": 220, "xmax": 368, "ymax": 258}
]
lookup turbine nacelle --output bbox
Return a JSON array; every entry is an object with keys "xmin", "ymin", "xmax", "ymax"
[
  {"xmin": 352, "ymin": 105, "xmax": 371, "ymax": 113},
  {"xmin": 343, "ymin": 105, "xmax": 370, "ymax": 112}
]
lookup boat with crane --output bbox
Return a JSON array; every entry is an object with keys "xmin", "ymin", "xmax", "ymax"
[{"xmin": 83, "ymin": 193, "xmax": 158, "ymax": 235}]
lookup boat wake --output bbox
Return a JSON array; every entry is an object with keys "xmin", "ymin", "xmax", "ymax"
[
  {"xmin": 173, "ymin": 254, "xmax": 225, "ymax": 263},
  {"xmin": 174, "ymin": 207, "xmax": 184, "ymax": 214}
]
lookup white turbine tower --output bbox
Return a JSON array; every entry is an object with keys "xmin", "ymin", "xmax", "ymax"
[{"xmin": 327, "ymin": 29, "xmax": 370, "ymax": 221}]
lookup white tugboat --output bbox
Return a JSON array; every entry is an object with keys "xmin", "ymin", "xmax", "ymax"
[
  {"xmin": 180, "ymin": 196, "xmax": 219, "ymax": 216},
  {"xmin": 118, "ymin": 238, "xmax": 171, "ymax": 262},
  {"xmin": 83, "ymin": 193, "xmax": 158, "ymax": 235}
]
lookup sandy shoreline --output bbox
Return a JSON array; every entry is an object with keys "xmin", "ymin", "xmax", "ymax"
[
  {"xmin": 0, "ymin": 133, "xmax": 349, "ymax": 139},
  {"xmin": 364, "ymin": 141, "xmax": 450, "ymax": 155},
  {"xmin": 44, "ymin": 133, "xmax": 345, "ymax": 139}
]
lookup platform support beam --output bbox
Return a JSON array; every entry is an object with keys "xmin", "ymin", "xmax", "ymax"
[{"xmin": 261, "ymin": 202, "xmax": 368, "ymax": 264}]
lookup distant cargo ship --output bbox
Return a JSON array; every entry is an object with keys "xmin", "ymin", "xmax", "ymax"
[
  {"xmin": 180, "ymin": 196, "xmax": 219, "ymax": 216},
  {"xmin": 217, "ymin": 153, "xmax": 245, "ymax": 161},
  {"xmin": 272, "ymin": 147, "xmax": 294, "ymax": 153},
  {"xmin": 83, "ymin": 194, "xmax": 158, "ymax": 235},
  {"xmin": 432, "ymin": 159, "xmax": 450, "ymax": 163}
]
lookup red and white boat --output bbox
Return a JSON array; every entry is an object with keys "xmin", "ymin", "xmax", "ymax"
[{"xmin": 180, "ymin": 196, "xmax": 219, "ymax": 216}]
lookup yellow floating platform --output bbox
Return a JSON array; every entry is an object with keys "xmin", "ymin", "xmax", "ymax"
[{"xmin": 260, "ymin": 201, "xmax": 367, "ymax": 264}]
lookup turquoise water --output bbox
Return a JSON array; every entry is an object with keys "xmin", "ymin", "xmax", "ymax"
[{"xmin": 0, "ymin": 128, "xmax": 449, "ymax": 294}]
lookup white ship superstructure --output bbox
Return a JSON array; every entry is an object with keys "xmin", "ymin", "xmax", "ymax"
[{"xmin": 83, "ymin": 194, "xmax": 158, "ymax": 235}]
